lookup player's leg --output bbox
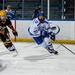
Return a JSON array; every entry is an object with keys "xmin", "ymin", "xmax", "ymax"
[
  {"xmin": 44, "ymin": 37, "xmax": 58, "ymax": 54},
  {"xmin": 4, "ymin": 40, "xmax": 16, "ymax": 52},
  {"xmin": 33, "ymin": 36, "xmax": 57, "ymax": 54},
  {"xmin": 33, "ymin": 35, "xmax": 58, "ymax": 54},
  {"xmin": 0, "ymin": 34, "xmax": 16, "ymax": 52}
]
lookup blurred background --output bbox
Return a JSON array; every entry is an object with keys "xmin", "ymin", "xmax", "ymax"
[{"xmin": 0, "ymin": 0, "xmax": 74, "ymax": 20}]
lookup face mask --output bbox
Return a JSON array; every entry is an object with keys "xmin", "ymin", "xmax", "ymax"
[
  {"xmin": 0, "ymin": 16, "xmax": 6, "ymax": 21},
  {"xmin": 38, "ymin": 16, "xmax": 45, "ymax": 22}
]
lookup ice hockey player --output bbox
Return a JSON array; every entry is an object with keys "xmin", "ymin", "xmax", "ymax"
[
  {"xmin": 0, "ymin": 10, "xmax": 18, "ymax": 52},
  {"xmin": 28, "ymin": 11, "xmax": 58, "ymax": 54}
]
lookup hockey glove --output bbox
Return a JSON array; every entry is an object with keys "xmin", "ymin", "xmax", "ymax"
[
  {"xmin": 12, "ymin": 29, "xmax": 18, "ymax": 36},
  {"xmin": 49, "ymin": 32, "xmax": 55, "ymax": 41},
  {"xmin": 41, "ymin": 31, "xmax": 49, "ymax": 37}
]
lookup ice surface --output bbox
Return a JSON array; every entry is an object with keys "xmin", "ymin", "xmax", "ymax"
[{"xmin": 0, "ymin": 42, "xmax": 75, "ymax": 75}]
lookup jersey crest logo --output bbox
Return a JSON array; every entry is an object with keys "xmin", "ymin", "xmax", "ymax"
[{"xmin": 35, "ymin": 20, "xmax": 38, "ymax": 23}]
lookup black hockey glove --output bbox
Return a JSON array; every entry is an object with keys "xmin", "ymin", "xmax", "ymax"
[
  {"xmin": 49, "ymin": 32, "xmax": 55, "ymax": 41},
  {"xmin": 33, "ymin": 8, "xmax": 38, "ymax": 13},
  {"xmin": 12, "ymin": 29, "xmax": 18, "ymax": 36}
]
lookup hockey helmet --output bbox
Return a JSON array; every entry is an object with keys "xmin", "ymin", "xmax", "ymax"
[
  {"xmin": 0, "ymin": 10, "xmax": 6, "ymax": 17},
  {"xmin": 37, "ymin": 11, "xmax": 45, "ymax": 17},
  {"xmin": 37, "ymin": 11, "xmax": 45, "ymax": 22},
  {"xmin": 0, "ymin": 10, "xmax": 7, "ymax": 22}
]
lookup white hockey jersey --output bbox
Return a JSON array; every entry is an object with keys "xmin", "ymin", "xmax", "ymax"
[{"xmin": 29, "ymin": 18, "xmax": 52, "ymax": 37}]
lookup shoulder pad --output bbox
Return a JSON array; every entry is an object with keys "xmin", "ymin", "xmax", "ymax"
[{"xmin": 34, "ymin": 18, "xmax": 39, "ymax": 24}]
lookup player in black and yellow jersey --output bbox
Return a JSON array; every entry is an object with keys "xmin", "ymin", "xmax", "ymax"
[{"xmin": 0, "ymin": 10, "xmax": 18, "ymax": 52}]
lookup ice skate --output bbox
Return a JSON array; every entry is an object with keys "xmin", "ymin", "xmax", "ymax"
[
  {"xmin": 12, "ymin": 50, "xmax": 18, "ymax": 57},
  {"xmin": 7, "ymin": 46, "xmax": 18, "ymax": 57},
  {"xmin": 7, "ymin": 44, "xmax": 18, "ymax": 53},
  {"xmin": 51, "ymin": 49, "xmax": 58, "ymax": 54},
  {"xmin": 47, "ymin": 47, "xmax": 58, "ymax": 54}
]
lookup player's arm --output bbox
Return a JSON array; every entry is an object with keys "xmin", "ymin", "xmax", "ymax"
[
  {"xmin": 32, "ymin": 19, "xmax": 38, "ymax": 31},
  {"xmin": 45, "ymin": 21, "xmax": 55, "ymax": 41},
  {"xmin": 7, "ymin": 18, "xmax": 18, "ymax": 36}
]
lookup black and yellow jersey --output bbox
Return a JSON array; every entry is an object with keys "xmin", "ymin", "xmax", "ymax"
[{"xmin": 0, "ymin": 17, "xmax": 13, "ymax": 29}]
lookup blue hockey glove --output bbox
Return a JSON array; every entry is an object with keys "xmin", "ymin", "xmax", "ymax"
[
  {"xmin": 41, "ymin": 31, "xmax": 49, "ymax": 37},
  {"xmin": 49, "ymin": 32, "xmax": 55, "ymax": 41}
]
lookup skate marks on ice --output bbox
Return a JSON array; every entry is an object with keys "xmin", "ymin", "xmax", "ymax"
[
  {"xmin": 24, "ymin": 43, "xmax": 40, "ymax": 48},
  {"xmin": 23, "ymin": 44, "xmax": 59, "ymax": 62},
  {"xmin": 0, "ymin": 51, "xmax": 18, "ymax": 57},
  {"xmin": 23, "ymin": 45, "xmax": 75, "ymax": 62},
  {"xmin": 24, "ymin": 43, "xmax": 36, "ymax": 47},
  {"xmin": 23, "ymin": 53, "xmax": 58, "ymax": 62},
  {"xmin": 0, "ymin": 60, "xmax": 6, "ymax": 72},
  {"xmin": 0, "ymin": 51, "xmax": 12, "ymax": 56}
]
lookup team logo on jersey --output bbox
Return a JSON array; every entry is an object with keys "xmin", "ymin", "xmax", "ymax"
[{"xmin": 35, "ymin": 20, "xmax": 38, "ymax": 23}]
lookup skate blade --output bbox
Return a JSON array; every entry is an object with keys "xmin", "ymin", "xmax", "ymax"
[
  {"xmin": 13, "ymin": 53, "xmax": 18, "ymax": 57},
  {"xmin": 11, "ymin": 51, "xmax": 18, "ymax": 57},
  {"xmin": 49, "ymin": 51, "xmax": 58, "ymax": 55},
  {"xmin": 53, "ymin": 51, "xmax": 58, "ymax": 55}
]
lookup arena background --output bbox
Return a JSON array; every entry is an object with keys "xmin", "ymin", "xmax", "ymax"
[{"xmin": 0, "ymin": 0, "xmax": 75, "ymax": 44}]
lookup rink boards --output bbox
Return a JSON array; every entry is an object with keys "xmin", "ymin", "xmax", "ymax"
[
  {"xmin": 0, "ymin": 20, "xmax": 75, "ymax": 44},
  {"xmin": 1, "ymin": 20, "xmax": 75, "ymax": 44}
]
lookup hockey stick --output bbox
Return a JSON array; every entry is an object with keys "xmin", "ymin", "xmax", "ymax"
[
  {"xmin": 55, "ymin": 40, "xmax": 75, "ymax": 55},
  {"xmin": 56, "ymin": 44, "xmax": 61, "ymax": 49},
  {"xmin": 52, "ymin": 26, "xmax": 75, "ymax": 55}
]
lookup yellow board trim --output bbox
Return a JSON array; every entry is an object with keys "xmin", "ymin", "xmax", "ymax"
[
  {"xmin": 0, "ymin": 38, "xmax": 75, "ymax": 44},
  {"xmin": 14, "ymin": 38, "xmax": 75, "ymax": 44}
]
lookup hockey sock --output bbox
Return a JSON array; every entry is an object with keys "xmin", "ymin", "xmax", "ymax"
[
  {"xmin": 44, "ymin": 37, "xmax": 54, "ymax": 49},
  {"xmin": 4, "ymin": 42, "xmax": 16, "ymax": 51}
]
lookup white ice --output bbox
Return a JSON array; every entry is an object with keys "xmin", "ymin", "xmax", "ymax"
[{"xmin": 0, "ymin": 42, "xmax": 75, "ymax": 75}]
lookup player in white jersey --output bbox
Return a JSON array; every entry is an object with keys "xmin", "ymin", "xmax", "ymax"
[{"xmin": 28, "ymin": 12, "xmax": 58, "ymax": 54}]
